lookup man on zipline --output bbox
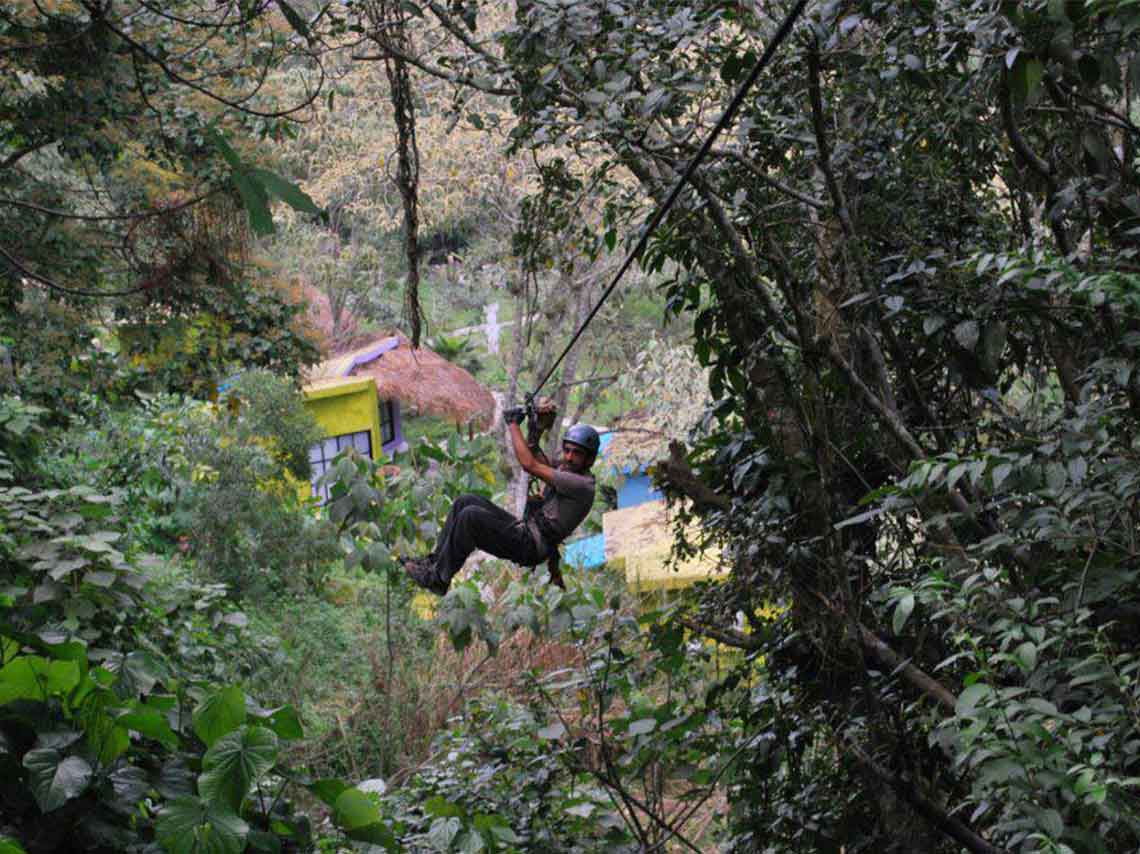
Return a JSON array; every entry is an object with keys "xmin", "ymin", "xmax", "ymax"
[{"xmin": 403, "ymin": 406, "xmax": 599, "ymax": 596}]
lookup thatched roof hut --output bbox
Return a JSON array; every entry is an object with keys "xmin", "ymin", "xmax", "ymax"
[{"xmin": 306, "ymin": 335, "xmax": 496, "ymax": 429}]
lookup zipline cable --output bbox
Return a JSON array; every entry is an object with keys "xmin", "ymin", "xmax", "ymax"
[{"xmin": 529, "ymin": 0, "xmax": 810, "ymax": 400}]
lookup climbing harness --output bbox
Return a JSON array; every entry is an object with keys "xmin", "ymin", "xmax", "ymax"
[{"xmin": 526, "ymin": 0, "xmax": 809, "ymax": 402}]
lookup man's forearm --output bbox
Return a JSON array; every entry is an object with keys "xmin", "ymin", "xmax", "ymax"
[{"xmin": 509, "ymin": 423, "xmax": 538, "ymax": 471}]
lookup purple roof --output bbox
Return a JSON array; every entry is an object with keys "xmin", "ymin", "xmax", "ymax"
[{"xmin": 341, "ymin": 337, "xmax": 400, "ymax": 377}]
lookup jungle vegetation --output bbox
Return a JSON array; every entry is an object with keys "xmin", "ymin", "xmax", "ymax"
[{"xmin": 3, "ymin": 1, "xmax": 1140, "ymax": 852}]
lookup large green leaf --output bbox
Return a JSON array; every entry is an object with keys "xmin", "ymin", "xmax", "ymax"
[
  {"xmin": 250, "ymin": 704, "xmax": 304, "ymax": 740},
  {"xmin": 193, "ymin": 686, "xmax": 246, "ymax": 747},
  {"xmin": 121, "ymin": 650, "xmax": 168, "ymax": 695},
  {"xmin": 0, "ymin": 655, "xmax": 79, "ymax": 704},
  {"xmin": 333, "ymin": 788, "xmax": 398, "ymax": 850},
  {"xmin": 0, "ymin": 836, "xmax": 27, "ymax": 854},
  {"xmin": 156, "ymin": 758, "xmax": 196, "ymax": 799},
  {"xmin": 232, "ymin": 172, "xmax": 274, "ymax": 236},
  {"xmin": 247, "ymin": 169, "xmax": 321, "ymax": 215},
  {"xmin": 109, "ymin": 765, "xmax": 150, "ymax": 812},
  {"xmin": 307, "ymin": 777, "xmax": 348, "ymax": 807},
  {"xmin": 199, "ymin": 725, "xmax": 278, "ymax": 810},
  {"xmin": 155, "ymin": 796, "xmax": 249, "ymax": 854},
  {"xmin": 22, "ymin": 748, "xmax": 93, "ymax": 812},
  {"xmin": 117, "ymin": 704, "xmax": 179, "ymax": 749},
  {"xmin": 245, "ymin": 830, "xmax": 282, "ymax": 854}
]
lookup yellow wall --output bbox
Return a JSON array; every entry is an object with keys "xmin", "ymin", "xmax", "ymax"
[
  {"xmin": 302, "ymin": 378, "xmax": 382, "ymax": 460},
  {"xmin": 602, "ymin": 500, "xmax": 722, "ymax": 592}
]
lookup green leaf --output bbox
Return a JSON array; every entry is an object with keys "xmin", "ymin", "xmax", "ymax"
[
  {"xmin": 157, "ymin": 759, "xmax": 196, "ymax": 799},
  {"xmin": 425, "ymin": 796, "xmax": 463, "ymax": 818},
  {"xmin": 953, "ymin": 320, "xmax": 979, "ymax": 351},
  {"xmin": 456, "ymin": 830, "xmax": 483, "ymax": 853},
  {"xmin": 1014, "ymin": 641, "xmax": 1038, "ymax": 672},
  {"xmin": 0, "ymin": 838, "xmax": 26, "ymax": 854},
  {"xmin": 427, "ymin": 817, "xmax": 461, "ymax": 851},
  {"xmin": 258, "ymin": 704, "xmax": 304, "ymax": 740},
  {"xmin": 956, "ymin": 683, "xmax": 994, "ymax": 715},
  {"xmin": 199, "ymin": 726, "xmax": 278, "ymax": 810},
  {"xmin": 1035, "ymin": 806, "xmax": 1064, "ymax": 839},
  {"xmin": 109, "ymin": 765, "xmax": 150, "ymax": 811},
  {"xmin": 122, "ymin": 650, "xmax": 167, "ymax": 695},
  {"xmin": 156, "ymin": 796, "xmax": 249, "ymax": 854},
  {"xmin": 991, "ymin": 462, "xmax": 1013, "ymax": 491},
  {"xmin": 274, "ymin": 0, "xmax": 310, "ymax": 39},
  {"xmin": 0, "ymin": 656, "xmax": 79, "ymax": 704},
  {"xmin": 246, "ymin": 830, "xmax": 282, "ymax": 854},
  {"xmin": 893, "ymin": 593, "xmax": 915, "ymax": 635},
  {"xmin": 117, "ymin": 706, "xmax": 179, "ymax": 750},
  {"xmin": 232, "ymin": 172, "xmax": 274, "ymax": 236},
  {"xmin": 205, "ymin": 128, "xmax": 242, "ymax": 170},
  {"xmin": 307, "ymin": 778, "xmax": 348, "ymax": 807},
  {"xmin": 333, "ymin": 787, "xmax": 381, "ymax": 829},
  {"xmin": 22, "ymin": 749, "xmax": 92, "ymax": 812},
  {"xmin": 489, "ymin": 824, "xmax": 522, "ymax": 843},
  {"xmin": 193, "ymin": 686, "xmax": 246, "ymax": 747},
  {"xmin": 1011, "ymin": 55, "xmax": 1044, "ymax": 105},
  {"xmin": 332, "ymin": 788, "xmax": 398, "ymax": 850},
  {"xmin": 247, "ymin": 169, "xmax": 321, "ymax": 215}
]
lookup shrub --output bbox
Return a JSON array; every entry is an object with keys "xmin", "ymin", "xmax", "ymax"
[{"xmin": 52, "ymin": 373, "xmax": 340, "ymax": 598}]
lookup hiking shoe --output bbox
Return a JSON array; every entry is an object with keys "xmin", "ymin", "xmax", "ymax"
[{"xmin": 403, "ymin": 557, "xmax": 449, "ymax": 596}]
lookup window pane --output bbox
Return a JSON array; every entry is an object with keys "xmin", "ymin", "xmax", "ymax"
[
  {"xmin": 380, "ymin": 401, "xmax": 395, "ymax": 445},
  {"xmin": 309, "ymin": 443, "xmax": 323, "ymax": 463},
  {"xmin": 353, "ymin": 432, "xmax": 371, "ymax": 455},
  {"xmin": 323, "ymin": 437, "xmax": 338, "ymax": 459}
]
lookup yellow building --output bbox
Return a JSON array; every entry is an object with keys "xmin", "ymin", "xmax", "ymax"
[
  {"xmin": 302, "ymin": 376, "xmax": 402, "ymax": 500},
  {"xmin": 301, "ymin": 335, "xmax": 495, "ymax": 500},
  {"xmin": 602, "ymin": 499, "xmax": 722, "ymax": 592}
]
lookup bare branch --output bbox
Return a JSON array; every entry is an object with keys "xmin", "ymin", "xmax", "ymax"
[
  {"xmin": 0, "ymin": 243, "xmax": 148, "ymax": 298},
  {"xmin": 712, "ymin": 148, "xmax": 826, "ymax": 210},
  {"xmin": 100, "ymin": 16, "xmax": 326, "ymax": 119},
  {"xmin": 0, "ymin": 190, "xmax": 220, "ymax": 221}
]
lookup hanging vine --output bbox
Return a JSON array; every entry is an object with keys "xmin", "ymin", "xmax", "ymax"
[{"xmin": 367, "ymin": 0, "xmax": 424, "ymax": 346}]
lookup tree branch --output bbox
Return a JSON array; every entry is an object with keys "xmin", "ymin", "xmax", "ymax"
[
  {"xmin": 845, "ymin": 742, "xmax": 1007, "ymax": 854},
  {"xmin": 654, "ymin": 441, "xmax": 731, "ymax": 513},
  {"xmin": 0, "ymin": 139, "xmax": 54, "ymax": 171},
  {"xmin": 713, "ymin": 148, "xmax": 826, "ymax": 210},
  {"xmin": 100, "ymin": 16, "xmax": 325, "ymax": 119},
  {"xmin": 0, "ymin": 243, "xmax": 148, "ymax": 298}
]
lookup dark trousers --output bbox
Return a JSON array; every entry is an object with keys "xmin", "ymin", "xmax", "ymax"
[{"xmin": 430, "ymin": 494, "xmax": 546, "ymax": 583}]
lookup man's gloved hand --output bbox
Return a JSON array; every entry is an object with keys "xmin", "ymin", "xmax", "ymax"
[{"xmin": 504, "ymin": 406, "xmax": 526, "ymax": 425}]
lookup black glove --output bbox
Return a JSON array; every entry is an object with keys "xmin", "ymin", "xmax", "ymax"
[{"xmin": 504, "ymin": 406, "xmax": 526, "ymax": 425}]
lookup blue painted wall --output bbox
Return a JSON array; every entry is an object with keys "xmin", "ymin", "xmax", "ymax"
[
  {"xmin": 617, "ymin": 473, "xmax": 663, "ymax": 509},
  {"xmin": 563, "ymin": 533, "xmax": 606, "ymax": 570}
]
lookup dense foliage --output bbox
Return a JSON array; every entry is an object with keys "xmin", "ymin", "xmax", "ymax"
[
  {"xmin": 7, "ymin": 0, "xmax": 1140, "ymax": 852},
  {"xmin": 368, "ymin": 0, "xmax": 1140, "ymax": 850}
]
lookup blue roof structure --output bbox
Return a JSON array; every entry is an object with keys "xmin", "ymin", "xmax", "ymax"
[{"xmin": 563, "ymin": 533, "xmax": 606, "ymax": 570}]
